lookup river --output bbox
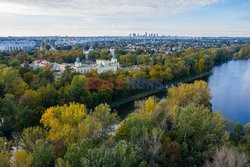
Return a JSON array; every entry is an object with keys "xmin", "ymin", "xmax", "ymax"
[
  {"xmin": 115, "ymin": 60, "xmax": 250, "ymax": 124},
  {"xmin": 208, "ymin": 60, "xmax": 250, "ymax": 124}
]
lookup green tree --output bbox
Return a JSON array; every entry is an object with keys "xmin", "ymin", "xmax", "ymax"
[
  {"xmin": 22, "ymin": 127, "xmax": 46, "ymax": 152},
  {"xmin": 8, "ymin": 77, "xmax": 29, "ymax": 97},
  {"xmin": 0, "ymin": 94, "xmax": 18, "ymax": 137},
  {"xmin": 65, "ymin": 140, "xmax": 146, "ymax": 167},
  {"xmin": 38, "ymin": 84, "xmax": 58, "ymax": 108},
  {"xmin": 0, "ymin": 137, "xmax": 12, "ymax": 167},
  {"xmin": 78, "ymin": 103, "xmax": 119, "ymax": 139},
  {"xmin": 116, "ymin": 112, "xmax": 153, "ymax": 143},
  {"xmin": 175, "ymin": 105, "xmax": 226, "ymax": 166},
  {"xmin": 69, "ymin": 75, "xmax": 89, "ymax": 103},
  {"xmin": 31, "ymin": 140, "xmax": 54, "ymax": 167},
  {"xmin": 0, "ymin": 81, "xmax": 4, "ymax": 97},
  {"xmin": 19, "ymin": 90, "xmax": 41, "ymax": 110},
  {"xmin": 23, "ymin": 72, "xmax": 34, "ymax": 85},
  {"xmin": 230, "ymin": 123, "xmax": 245, "ymax": 146}
]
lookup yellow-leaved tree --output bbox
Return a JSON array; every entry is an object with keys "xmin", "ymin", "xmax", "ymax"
[
  {"xmin": 13, "ymin": 150, "xmax": 33, "ymax": 167},
  {"xmin": 41, "ymin": 103, "xmax": 118, "ymax": 146},
  {"xmin": 166, "ymin": 80, "xmax": 211, "ymax": 109},
  {"xmin": 41, "ymin": 103, "xmax": 87, "ymax": 145}
]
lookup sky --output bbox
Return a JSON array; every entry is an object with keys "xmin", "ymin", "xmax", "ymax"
[{"xmin": 0, "ymin": 0, "xmax": 249, "ymax": 37}]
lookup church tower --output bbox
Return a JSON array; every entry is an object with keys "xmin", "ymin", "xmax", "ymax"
[
  {"xmin": 110, "ymin": 48, "xmax": 118, "ymax": 63},
  {"xmin": 75, "ymin": 57, "xmax": 82, "ymax": 68}
]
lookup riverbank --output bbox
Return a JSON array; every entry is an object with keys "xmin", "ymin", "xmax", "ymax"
[{"xmin": 111, "ymin": 71, "xmax": 212, "ymax": 108}]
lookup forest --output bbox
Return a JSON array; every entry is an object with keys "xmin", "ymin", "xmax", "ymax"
[{"xmin": 0, "ymin": 44, "xmax": 250, "ymax": 166}]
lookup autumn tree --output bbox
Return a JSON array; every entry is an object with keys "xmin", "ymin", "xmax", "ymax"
[
  {"xmin": 0, "ymin": 137, "xmax": 12, "ymax": 167},
  {"xmin": 13, "ymin": 150, "xmax": 33, "ymax": 167},
  {"xmin": 78, "ymin": 103, "xmax": 118, "ymax": 138},
  {"xmin": 22, "ymin": 127, "xmax": 46, "ymax": 152},
  {"xmin": 204, "ymin": 147, "xmax": 250, "ymax": 167},
  {"xmin": 166, "ymin": 80, "xmax": 212, "ymax": 110},
  {"xmin": 40, "ymin": 103, "xmax": 87, "ymax": 145},
  {"xmin": 41, "ymin": 103, "xmax": 118, "ymax": 145}
]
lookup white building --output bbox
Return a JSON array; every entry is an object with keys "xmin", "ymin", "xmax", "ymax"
[
  {"xmin": 75, "ymin": 48, "xmax": 119, "ymax": 74},
  {"xmin": 96, "ymin": 55, "xmax": 119, "ymax": 73},
  {"xmin": 83, "ymin": 46, "xmax": 94, "ymax": 60},
  {"xmin": 28, "ymin": 48, "xmax": 120, "ymax": 75}
]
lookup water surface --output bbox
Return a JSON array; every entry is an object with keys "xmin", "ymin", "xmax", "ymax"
[
  {"xmin": 208, "ymin": 60, "xmax": 250, "ymax": 124},
  {"xmin": 116, "ymin": 60, "xmax": 250, "ymax": 124}
]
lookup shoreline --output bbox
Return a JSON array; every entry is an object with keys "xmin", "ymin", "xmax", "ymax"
[{"xmin": 111, "ymin": 71, "xmax": 212, "ymax": 108}]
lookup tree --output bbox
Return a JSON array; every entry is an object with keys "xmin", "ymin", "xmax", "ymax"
[
  {"xmin": 0, "ymin": 137, "xmax": 12, "ymax": 167},
  {"xmin": 0, "ymin": 94, "xmax": 18, "ymax": 137},
  {"xmin": 138, "ymin": 128, "xmax": 164, "ymax": 167},
  {"xmin": 19, "ymin": 90, "xmax": 41, "ymax": 110},
  {"xmin": 23, "ymin": 72, "xmax": 34, "ymax": 85},
  {"xmin": 244, "ymin": 123, "xmax": 250, "ymax": 135},
  {"xmin": 175, "ymin": 105, "xmax": 226, "ymax": 166},
  {"xmin": 31, "ymin": 140, "xmax": 54, "ymax": 167},
  {"xmin": 64, "ymin": 139, "xmax": 94, "ymax": 167},
  {"xmin": 238, "ymin": 44, "xmax": 250, "ymax": 59},
  {"xmin": 65, "ymin": 140, "xmax": 146, "ymax": 167},
  {"xmin": 0, "ymin": 81, "xmax": 4, "ymax": 97},
  {"xmin": 214, "ymin": 48, "xmax": 233, "ymax": 64},
  {"xmin": 13, "ymin": 150, "xmax": 33, "ymax": 167},
  {"xmin": 0, "ymin": 137, "xmax": 12, "ymax": 152},
  {"xmin": 204, "ymin": 147, "xmax": 250, "ymax": 167},
  {"xmin": 69, "ymin": 75, "xmax": 89, "ymax": 103},
  {"xmin": 22, "ymin": 127, "xmax": 46, "ymax": 152},
  {"xmin": 197, "ymin": 57, "xmax": 206, "ymax": 73},
  {"xmin": 79, "ymin": 103, "xmax": 118, "ymax": 138},
  {"xmin": 39, "ymin": 67, "xmax": 54, "ymax": 83},
  {"xmin": 166, "ymin": 81, "xmax": 212, "ymax": 110},
  {"xmin": 0, "ymin": 67, "xmax": 19, "ymax": 90},
  {"xmin": 30, "ymin": 75, "xmax": 48, "ymax": 90},
  {"xmin": 230, "ymin": 123, "xmax": 245, "ymax": 146},
  {"xmin": 55, "ymin": 158, "xmax": 70, "ymax": 167},
  {"xmin": 0, "ymin": 152, "xmax": 10, "ymax": 167},
  {"xmin": 38, "ymin": 85, "xmax": 58, "ymax": 108},
  {"xmin": 40, "ymin": 103, "xmax": 87, "ymax": 145},
  {"xmin": 8, "ymin": 77, "xmax": 29, "ymax": 97},
  {"xmin": 15, "ymin": 106, "xmax": 39, "ymax": 131},
  {"xmin": 41, "ymin": 102, "xmax": 117, "ymax": 146},
  {"xmin": 139, "ymin": 54, "xmax": 150, "ymax": 64},
  {"xmin": 116, "ymin": 112, "xmax": 153, "ymax": 143}
]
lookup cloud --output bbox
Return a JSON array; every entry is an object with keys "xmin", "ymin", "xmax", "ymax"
[
  {"xmin": 238, "ymin": 16, "xmax": 250, "ymax": 22},
  {"xmin": 0, "ymin": 0, "xmax": 220, "ymax": 17}
]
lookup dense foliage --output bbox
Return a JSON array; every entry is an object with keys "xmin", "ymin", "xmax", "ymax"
[{"xmin": 0, "ymin": 45, "xmax": 250, "ymax": 166}]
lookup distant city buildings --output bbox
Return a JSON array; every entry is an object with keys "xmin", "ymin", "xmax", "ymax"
[
  {"xmin": 0, "ymin": 41, "xmax": 36, "ymax": 51},
  {"xmin": 129, "ymin": 32, "xmax": 159, "ymax": 38},
  {"xmin": 1, "ymin": 36, "xmax": 249, "ymax": 54}
]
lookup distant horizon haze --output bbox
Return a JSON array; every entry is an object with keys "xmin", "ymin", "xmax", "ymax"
[{"xmin": 0, "ymin": 0, "xmax": 249, "ymax": 37}]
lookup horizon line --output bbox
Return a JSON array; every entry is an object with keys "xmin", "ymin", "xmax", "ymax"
[{"xmin": 1, "ymin": 35, "xmax": 250, "ymax": 38}]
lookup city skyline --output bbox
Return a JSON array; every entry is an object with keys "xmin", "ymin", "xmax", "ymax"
[{"xmin": 0, "ymin": 0, "xmax": 250, "ymax": 37}]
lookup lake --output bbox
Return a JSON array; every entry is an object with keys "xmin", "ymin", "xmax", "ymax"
[
  {"xmin": 208, "ymin": 60, "xmax": 250, "ymax": 124},
  {"xmin": 116, "ymin": 60, "xmax": 250, "ymax": 124}
]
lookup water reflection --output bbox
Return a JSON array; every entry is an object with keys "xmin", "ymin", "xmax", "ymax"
[
  {"xmin": 115, "ymin": 60, "xmax": 250, "ymax": 124},
  {"xmin": 209, "ymin": 60, "xmax": 250, "ymax": 124}
]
